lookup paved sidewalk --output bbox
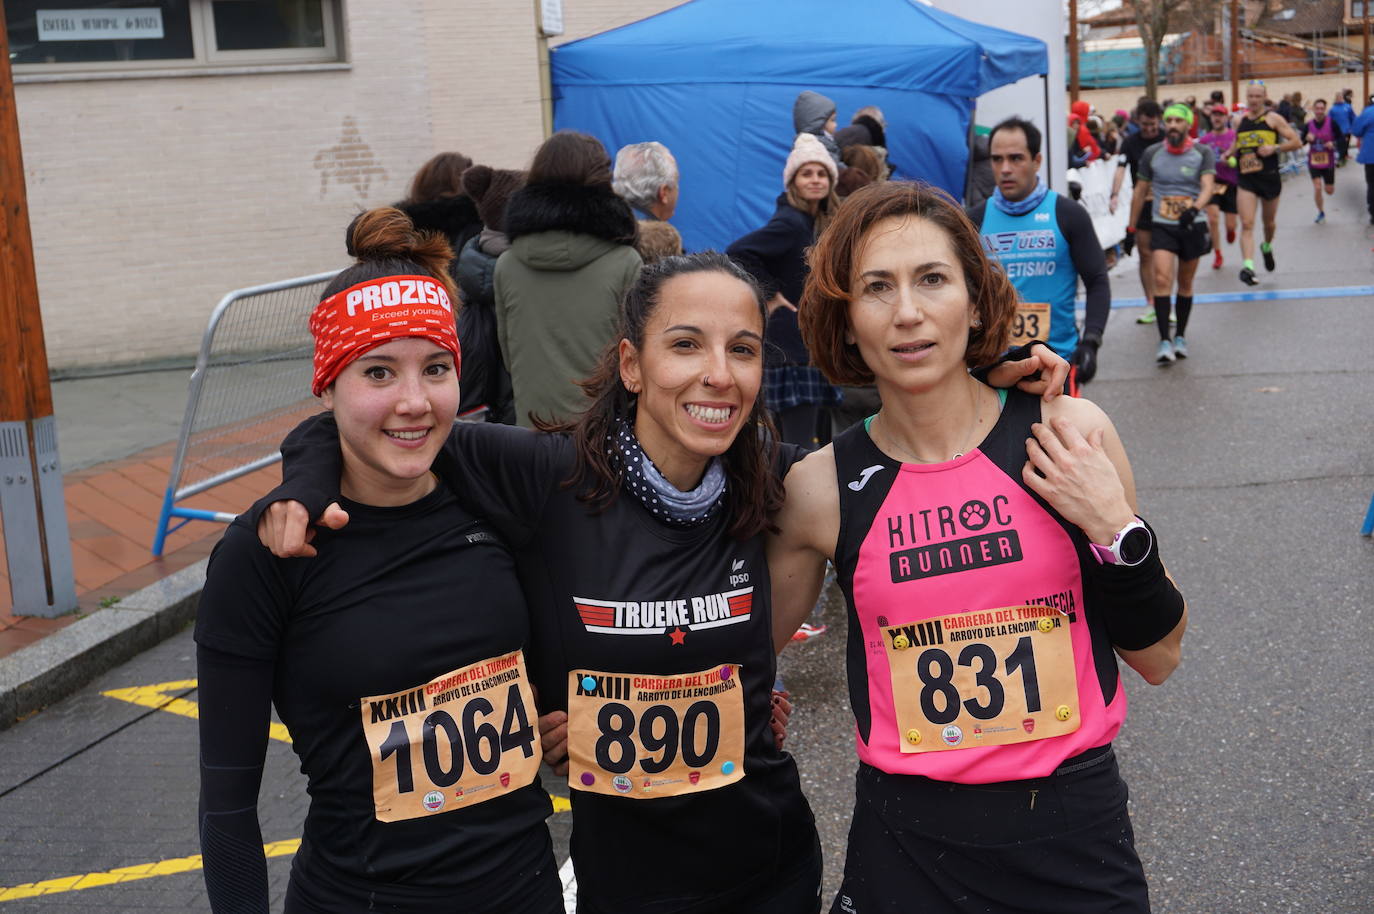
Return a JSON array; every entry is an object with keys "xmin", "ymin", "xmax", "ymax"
[{"xmin": 0, "ymin": 367, "xmax": 281, "ymax": 656}]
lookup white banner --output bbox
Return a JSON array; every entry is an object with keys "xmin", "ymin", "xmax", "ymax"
[
  {"xmin": 1068, "ymin": 158, "xmax": 1130, "ymax": 249},
  {"xmin": 36, "ymin": 8, "xmax": 164, "ymax": 41}
]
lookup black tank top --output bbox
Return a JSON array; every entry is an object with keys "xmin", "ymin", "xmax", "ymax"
[{"xmin": 1235, "ymin": 113, "xmax": 1279, "ymax": 177}]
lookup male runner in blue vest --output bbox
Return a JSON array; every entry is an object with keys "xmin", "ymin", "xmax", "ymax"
[{"xmin": 970, "ymin": 117, "xmax": 1111, "ymax": 390}]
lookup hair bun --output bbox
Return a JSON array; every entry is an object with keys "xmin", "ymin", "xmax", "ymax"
[{"xmin": 345, "ymin": 207, "xmax": 421, "ymax": 261}]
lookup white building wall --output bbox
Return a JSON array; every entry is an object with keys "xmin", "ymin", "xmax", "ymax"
[{"xmin": 12, "ymin": 0, "xmax": 798, "ymax": 372}]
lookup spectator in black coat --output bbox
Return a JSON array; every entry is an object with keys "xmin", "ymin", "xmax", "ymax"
[
  {"xmin": 452, "ymin": 165, "xmax": 525, "ymax": 424},
  {"xmin": 395, "ymin": 152, "xmax": 484, "ymax": 269},
  {"xmin": 726, "ymin": 133, "xmax": 841, "ymax": 447}
]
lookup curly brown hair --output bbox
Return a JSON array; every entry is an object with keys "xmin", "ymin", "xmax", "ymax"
[{"xmin": 799, "ymin": 181, "xmax": 1018, "ymax": 386}]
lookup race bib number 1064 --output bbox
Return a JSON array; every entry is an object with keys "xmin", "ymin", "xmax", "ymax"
[{"xmin": 359, "ymin": 650, "xmax": 540, "ymax": 822}]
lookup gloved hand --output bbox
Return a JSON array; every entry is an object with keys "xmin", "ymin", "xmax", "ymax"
[
  {"xmin": 1121, "ymin": 227, "xmax": 1136, "ymax": 257},
  {"xmin": 1178, "ymin": 206, "xmax": 1199, "ymax": 228},
  {"xmin": 1071, "ymin": 332, "xmax": 1102, "ymax": 385}
]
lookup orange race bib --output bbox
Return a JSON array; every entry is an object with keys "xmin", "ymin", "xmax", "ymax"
[
  {"xmin": 568, "ymin": 664, "xmax": 746, "ymax": 798},
  {"xmin": 1310, "ymin": 150, "xmax": 1331, "ymax": 168},
  {"xmin": 1008, "ymin": 301, "xmax": 1051, "ymax": 346},
  {"xmin": 1158, "ymin": 195, "xmax": 1193, "ymax": 221},
  {"xmin": 1239, "ymin": 151, "xmax": 1263, "ymax": 174},
  {"xmin": 883, "ymin": 606, "xmax": 1081, "ymax": 753},
  {"xmin": 360, "ymin": 650, "xmax": 540, "ymax": 822}
]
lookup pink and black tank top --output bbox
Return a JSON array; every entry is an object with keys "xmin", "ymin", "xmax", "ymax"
[{"xmin": 831, "ymin": 389, "xmax": 1127, "ymax": 784}]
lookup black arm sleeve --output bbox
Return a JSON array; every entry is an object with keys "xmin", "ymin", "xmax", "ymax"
[
  {"xmin": 1088, "ymin": 520, "xmax": 1186, "ymax": 651},
  {"xmin": 245, "ymin": 412, "xmax": 343, "ymax": 531},
  {"xmin": 252, "ymin": 413, "xmax": 559, "ymax": 547},
  {"xmin": 197, "ymin": 644, "xmax": 274, "ymax": 914},
  {"xmin": 1056, "ymin": 196, "xmax": 1111, "ymax": 343}
]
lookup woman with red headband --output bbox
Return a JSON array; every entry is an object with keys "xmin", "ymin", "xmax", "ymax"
[{"xmin": 194, "ymin": 207, "xmax": 562, "ymax": 913}]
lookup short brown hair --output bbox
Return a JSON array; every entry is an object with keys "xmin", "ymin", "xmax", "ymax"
[
  {"xmin": 406, "ymin": 152, "xmax": 472, "ymax": 204},
  {"xmin": 800, "ymin": 181, "xmax": 1017, "ymax": 386},
  {"xmin": 528, "ymin": 130, "xmax": 613, "ymax": 187}
]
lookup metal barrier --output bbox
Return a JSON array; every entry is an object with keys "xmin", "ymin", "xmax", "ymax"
[{"xmin": 152, "ymin": 271, "xmax": 338, "ymax": 556}]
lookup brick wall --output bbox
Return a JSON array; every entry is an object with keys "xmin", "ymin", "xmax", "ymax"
[{"xmin": 17, "ymin": 0, "xmax": 691, "ymax": 373}]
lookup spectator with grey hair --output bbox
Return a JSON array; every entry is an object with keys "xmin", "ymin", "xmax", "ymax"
[{"xmin": 612, "ymin": 141, "xmax": 680, "ymax": 221}]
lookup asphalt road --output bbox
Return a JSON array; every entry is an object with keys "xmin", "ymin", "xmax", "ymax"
[{"xmin": 4, "ymin": 165, "xmax": 1372, "ymax": 912}]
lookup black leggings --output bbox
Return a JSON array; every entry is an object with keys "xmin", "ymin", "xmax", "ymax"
[{"xmin": 732, "ymin": 832, "xmax": 823, "ymax": 914}]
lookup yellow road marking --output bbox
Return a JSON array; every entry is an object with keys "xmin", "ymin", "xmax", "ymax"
[
  {"xmin": 552, "ymin": 794, "xmax": 571, "ymax": 813},
  {"xmin": 101, "ymin": 679, "xmax": 292, "ymax": 744},
  {"xmin": 0, "ymin": 840, "xmax": 300, "ymax": 901}
]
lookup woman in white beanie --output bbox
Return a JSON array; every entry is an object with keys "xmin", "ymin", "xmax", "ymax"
[{"xmin": 727, "ymin": 132, "xmax": 842, "ymax": 446}]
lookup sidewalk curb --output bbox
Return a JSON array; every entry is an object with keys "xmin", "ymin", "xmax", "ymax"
[{"xmin": 0, "ymin": 559, "xmax": 208, "ymax": 730}]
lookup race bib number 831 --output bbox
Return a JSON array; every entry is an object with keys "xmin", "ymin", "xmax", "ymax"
[
  {"xmin": 883, "ymin": 606, "xmax": 1080, "ymax": 752},
  {"xmin": 568, "ymin": 664, "xmax": 745, "ymax": 798},
  {"xmin": 360, "ymin": 650, "xmax": 540, "ymax": 822}
]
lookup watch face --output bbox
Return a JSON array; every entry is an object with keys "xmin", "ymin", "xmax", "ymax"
[{"xmin": 1119, "ymin": 527, "xmax": 1152, "ymax": 565}]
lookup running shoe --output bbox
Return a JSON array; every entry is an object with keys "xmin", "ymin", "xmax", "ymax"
[
  {"xmin": 1212, "ymin": 248, "xmax": 1223, "ymax": 270},
  {"xmin": 791, "ymin": 622, "xmax": 829, "ymax": 642},
  {"xmin": 1155, "ymin": 339, "xmax": 1175, "ymax": 365},
  {"xmin": 1315, "ymin": 212, "xmax": 1326, "ymax": 224},
  {"xmin": 1226, "ymin": 227, "xmax": 1236, "ymax": 243},
  {"xmin": 1136, "ymin": 309, "xmax": 1157, "ymax": 324},
  {"xmin": 1261, "ymin": 244, "xmax": 1276, "ymax": 272},
  {"xmin": 1172, "ymin": 335, "xmax": 1188, "ymax": 359},
  {"xmin": 1239, "ymin": 266, "xmax": 1258, "ymax": 286}
]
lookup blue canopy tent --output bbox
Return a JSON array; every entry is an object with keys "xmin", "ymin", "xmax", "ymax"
[{"xmin": 551, "ymin": 0, "xmax": 1048, "ymax": 252}]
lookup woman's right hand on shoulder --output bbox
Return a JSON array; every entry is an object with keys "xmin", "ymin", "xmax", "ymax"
[{"xmin": 256, "ymin": 501, "xmax": 349, "ymax": 557}]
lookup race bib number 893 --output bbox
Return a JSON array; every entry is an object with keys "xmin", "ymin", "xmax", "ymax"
[
  {"xmin": 1009, "ymin": 302, "xmax": 1050, "ymax": 347},
  {"xmin": 359, "ymin": 650, "xmax": 540, "ymax": 822}
]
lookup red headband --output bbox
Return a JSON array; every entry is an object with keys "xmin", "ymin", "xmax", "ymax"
[{"xmin": 309, "ymin": 274, "xmax": 460, "ymax": 396}]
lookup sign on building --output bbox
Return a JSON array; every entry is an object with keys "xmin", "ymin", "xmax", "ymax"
[{"xmin": 36, "ymin": 8, "xmax": 165, "ymax": 41}]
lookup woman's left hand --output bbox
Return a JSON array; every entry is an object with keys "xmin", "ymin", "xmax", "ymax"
[
  {"xmin": 1023, "ymin": 417, "xmax": 1135, "ymax": 545},
  {"xmin": 537, "ymin": 710, "xmax": 570, "ymax": 776},
  {"xmin": 770, "ymin": 689, "xmax": 793, "ymax": 750}
]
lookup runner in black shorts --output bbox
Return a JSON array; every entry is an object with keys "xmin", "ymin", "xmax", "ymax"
[
  {"xmin": 1198, "ymin": 105, "xmax": 1238, "ymax": 270},
  {"xmin": 1302, "ymin": 98, "xmax": 1342, "ymax": 223},
  {"xmin": 1224, "ymin": 81, "xmax": 1301, "ymax": 285},
  {"xmin": 1133, "ymin": 103, "xmax": 1215, "ymax": 364},
  {"xmin": 770, "ymin": 182, "xmax": 1188, "ymax": 914},
  {"xmin": 1111, "ymin": 100, "xmax": 1163, "ymax": 322}
]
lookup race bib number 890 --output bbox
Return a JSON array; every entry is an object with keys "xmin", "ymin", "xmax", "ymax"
[
  {"xmin": 883, "ymin": 606, "xmax": 1080, "ymax": 752},
  {"xmin": 360, "ymin": 650, "xmax": 540, "ymax": 822},
  {"xmin": 568, "ymin": 664, "xmax": 745, "ymax": 798}
]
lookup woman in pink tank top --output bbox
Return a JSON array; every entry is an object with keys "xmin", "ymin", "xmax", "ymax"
[{"xmin": 769, "ymin": 182, "xmax": 1188, "ymax": 914}]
